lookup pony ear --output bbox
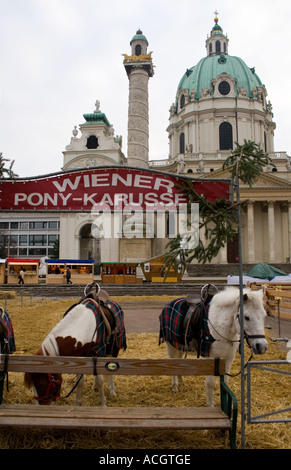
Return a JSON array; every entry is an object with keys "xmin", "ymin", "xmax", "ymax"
[{"xmin": 243, "ymin": 293, "xmax": 248, "ymax": 301}]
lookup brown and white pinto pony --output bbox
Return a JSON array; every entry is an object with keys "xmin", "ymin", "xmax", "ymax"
[{"xmin": 24, "ymin": 283, "xmax": 126, "ymax": 406}]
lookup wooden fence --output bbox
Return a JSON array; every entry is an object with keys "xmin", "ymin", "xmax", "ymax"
[{"xmin": 248, "ymin": 282, "xmax": 291, "ymax": 320}]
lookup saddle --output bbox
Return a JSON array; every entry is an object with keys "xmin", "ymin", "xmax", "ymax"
[
  {"xmin": 183, "ymin": 286, "xmax": 216, "ymax": 356},
  {"xmin": 0, "ymin": 307, "xmax": 16, "ymax": 354},
  {"xmin": 183, "ymin": 295, "xmax": 203, "ymax": 352},
  {"xmin": 0, "ymin": 308, "xmax": 8, "ymax": 340},
  {"xmin": 63, "ymin": 283, "xmax": 117, "ymax": 349}
]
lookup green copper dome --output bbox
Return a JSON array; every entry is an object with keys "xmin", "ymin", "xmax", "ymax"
[
  {"xmin": 212, "ymin": 23, "xmax": 223, "ymax": 33},
  {"xmin": 176, "ymin": 17, "xmax": 263, "ymax": 103},
  {"xmin": 130, "ymin": 29, "xmax": 148, "ymax": 46},
  {"xmin": 177, "ymin": 54, "xmax": 262, "ymax": 100}
]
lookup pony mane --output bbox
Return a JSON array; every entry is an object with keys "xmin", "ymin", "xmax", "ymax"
[
  {"xmin": 243, "ymin": 288, "xmax": 265, "ymax": 311},
  {"xmin": 212, "ymin": 286, "xmax": 240, "ymax": 308},
  {"xmin": 212, "ymin": 286, "xmax": 264, "ymax": 313}
]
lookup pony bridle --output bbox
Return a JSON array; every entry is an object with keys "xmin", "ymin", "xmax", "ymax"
[
  {"xmin": 236, "ymin": 307, "xmax": 266, "ymax": 351},
  {"xmin": 34, "ymin": 374, "xmax": 62, "ymax": 403},
  {"xmin": 242, "ymin": 328, "xmax": 266, "ymax": 350},
  {"xmin": 206, "ymin": 298, "xmax": 266, "ymax": 351}
]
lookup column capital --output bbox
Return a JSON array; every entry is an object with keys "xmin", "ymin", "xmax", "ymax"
[{"xmin": 262, "ymin": 200, "xmax": 275, "ymax": 211}]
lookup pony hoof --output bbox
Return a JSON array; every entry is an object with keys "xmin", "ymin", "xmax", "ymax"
[
  {"xmin": 110, "ymin": 390, "xmax": 117, "ymax": 397},
  {"xmin": 171, "ymin": 386, "xmax": 178, "ymax": 393},
  {"xmin": 206, "ymin": 401, "xmax": 214, "ymax": 407}
]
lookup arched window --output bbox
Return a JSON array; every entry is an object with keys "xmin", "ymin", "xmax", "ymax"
[
  {"xmin": 180, "ymin": 133, "xmax": 185, "ymax": 154},
  {"xmin": 180, "ymin": 94, "xmax": 185, "ymax": 109},
  {"xmin": 86, "ymin": 135, "xmax": 98, "ymax": 149},
  {"xmin": 219, "ymin": 123, "xmax": 233, "ymax": 150},
  {"xmin": 215, "ymin": 40, "xmax": 221, "ymax": 55},
  {"xmin": 135, "ymin": 44, "xmax": 141, "ymax": 56}
]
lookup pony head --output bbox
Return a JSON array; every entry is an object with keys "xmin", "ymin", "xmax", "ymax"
[
  {"xmin": 236, "ymin": 288, "xmax": 268, "ymax": 355},
  {"xmin": 24, "ymin": 371, "xmax": 62, "ymax": 405}
]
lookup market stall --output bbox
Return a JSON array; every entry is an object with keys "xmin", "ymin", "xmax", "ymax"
[
  {"xmin": 0, "ymin": 259, "xmax": 6, "ymax": 284},
  {"xmin": 140, "ymin": 255, "xmax": 184, "ymax": 282},
  {"xmin": 100, "ymin": 262, "xmax": 141, "ymax": 284},
  {"xmin": 6, "ymin": 258, "xmax": 40, "ymax": 284},
  {"xmin": 45, "ymin": 259, "xmax": 95, "ymax": 284}
]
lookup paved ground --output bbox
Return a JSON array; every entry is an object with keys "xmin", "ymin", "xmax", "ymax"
[
  {"xmin": 122, "ymin": 298, "xmax": 291, "ymax": 353},
  {"xmin": 122, "ymin": 299, "xmax": 165, "ymax": 334},
  {"xmin": 265, "ymin": 315, "xmax": 291, "ymax": 350}
]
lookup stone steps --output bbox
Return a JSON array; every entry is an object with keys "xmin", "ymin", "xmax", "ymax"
[{"xmin": 0, "ymin": 282, "xmax": 222, "ymax": 298}]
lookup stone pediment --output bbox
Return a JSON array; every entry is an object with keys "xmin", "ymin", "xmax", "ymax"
[
  {"xmin": 62, "ymin": 154, "xmax": 120, "ymax": 171},
  {"xmin": 204, "ymin": 167, "xmax": 291, "ymax": 189}
]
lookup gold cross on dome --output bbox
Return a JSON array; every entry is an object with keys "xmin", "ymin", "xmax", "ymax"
[{"xmin": 214, "ymin": 10, "xmax": 219, "ymax": 22}]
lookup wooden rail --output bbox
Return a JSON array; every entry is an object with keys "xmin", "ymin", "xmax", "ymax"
[
  {"xmin": 0, "ymin": 354, "xmax": 237, "ymax": 449},
  {"xmin": 248, "ymin": 282, "xmax": 291, "ymax": 320}
]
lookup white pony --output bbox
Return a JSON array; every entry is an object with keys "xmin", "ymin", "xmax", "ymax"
[{"xmin": 159, "ymin": 286, "xmax": 268, "ymax": 406}]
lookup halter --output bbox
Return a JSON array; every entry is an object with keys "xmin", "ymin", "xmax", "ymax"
[
  {"xmin": 33, "ymin": 373, "xmax": 62, "ymax": 403},
  {"xmin": 206, "ymin": 293, "xmax": 266, "ymax": 349}
]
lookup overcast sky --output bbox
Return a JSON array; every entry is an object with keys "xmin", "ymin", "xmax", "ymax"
[{"xmin": 1, "ymin": 0, "xmax": 290, "ymax": 178}]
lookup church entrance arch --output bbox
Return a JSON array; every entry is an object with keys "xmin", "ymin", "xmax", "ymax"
[{"xmin": 79, "ymin": 223, "xmax": 100, "ymax": 267}]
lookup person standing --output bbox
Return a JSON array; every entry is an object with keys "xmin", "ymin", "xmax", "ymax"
[
  {"xmin": 18, "ymin": 267, "xmax": 24, "ymax": 285},
  {"xmin": 66, "ymin": 267, "xmax": 73, "ymax": 285}
]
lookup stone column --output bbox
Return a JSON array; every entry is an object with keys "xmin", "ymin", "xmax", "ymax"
[
  {"xmin": 267, "ymin": 201, "xmax": 276, "ymax": 263},
  {"xmin": 218, "ymin": 243, "xmax": 227, "ymax": 264},
  {"xmin": 247, "ymin": 201, "xmax": 255, "ymax": 263},
  {"xmin": 127, "ymin": 66, "xmax": 151, "ymax": 168},
  {"xmin": 288, "ymin": 201, "xmax": 291, "ymax": 261},
  {"xmin": 124, "ymin": 31, "xmax": 154, "ymax": 169}
]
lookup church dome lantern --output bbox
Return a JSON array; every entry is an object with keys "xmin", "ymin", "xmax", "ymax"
[
  {"xmin": 130, "ymin": 29, "xmax": 149, "ymax": 56},
  {"xmin": 206, "ymin": 12, "xmax": 228, "ymax": 57}
]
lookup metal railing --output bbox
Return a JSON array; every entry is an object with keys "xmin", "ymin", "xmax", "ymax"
[{"xmin": 247, "ymin": 360, "xmax": 291, "ymax": 424}]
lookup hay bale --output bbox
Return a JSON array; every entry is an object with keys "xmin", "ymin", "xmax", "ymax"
[{"xmin": 0, "ymin": 291, "xmax": 16, "ymax": 299}]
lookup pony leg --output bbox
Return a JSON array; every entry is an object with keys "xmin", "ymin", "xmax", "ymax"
[
  {"xmin": 108, "ymin": 375, "xmax": 116, "ymax": 397},
  {"xmin": 93, "ymin": 374, "xmax": 106, "ymax": 406},
  {"xmin": 205, "ymin": 375, "xmax": 215, "ymax": 407},
  {"xmin": 166, "ymin": 342, "xmax": 183, "ymax": 392},
  {"xmin": 205, "ymin": 356, "xmax": 235, "ymax": 406},
  {"xmin": 75, "ymin": 374, "xmax": 85, "ymax": 406}
]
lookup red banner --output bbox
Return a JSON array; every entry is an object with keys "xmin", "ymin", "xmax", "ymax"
[{"xmin": 0, "ymin": 167, "xmax": 231, "ymax": 211}]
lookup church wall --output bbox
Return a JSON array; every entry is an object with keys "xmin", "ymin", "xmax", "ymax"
[
  {"xmin": 60, "ymin": 213, "xmax": 81, "ymax": 259},
  {"xmin": 281, "ymin": 209, "xmax": 289, "ymax": 262},
  {"xmin": 101, "ymin": 238, "xmax": 119, "ymax": 263},
  {"xmin": 262, "ymin": 208, "xmax": 270, "ymax": 261},
  {"xmin": 252, "ymin": 204, "xmax": 266, "ymax": 262},
  {"xmin": 274, "ymin": 203, "xmax": 283, "ymax": 262}
]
